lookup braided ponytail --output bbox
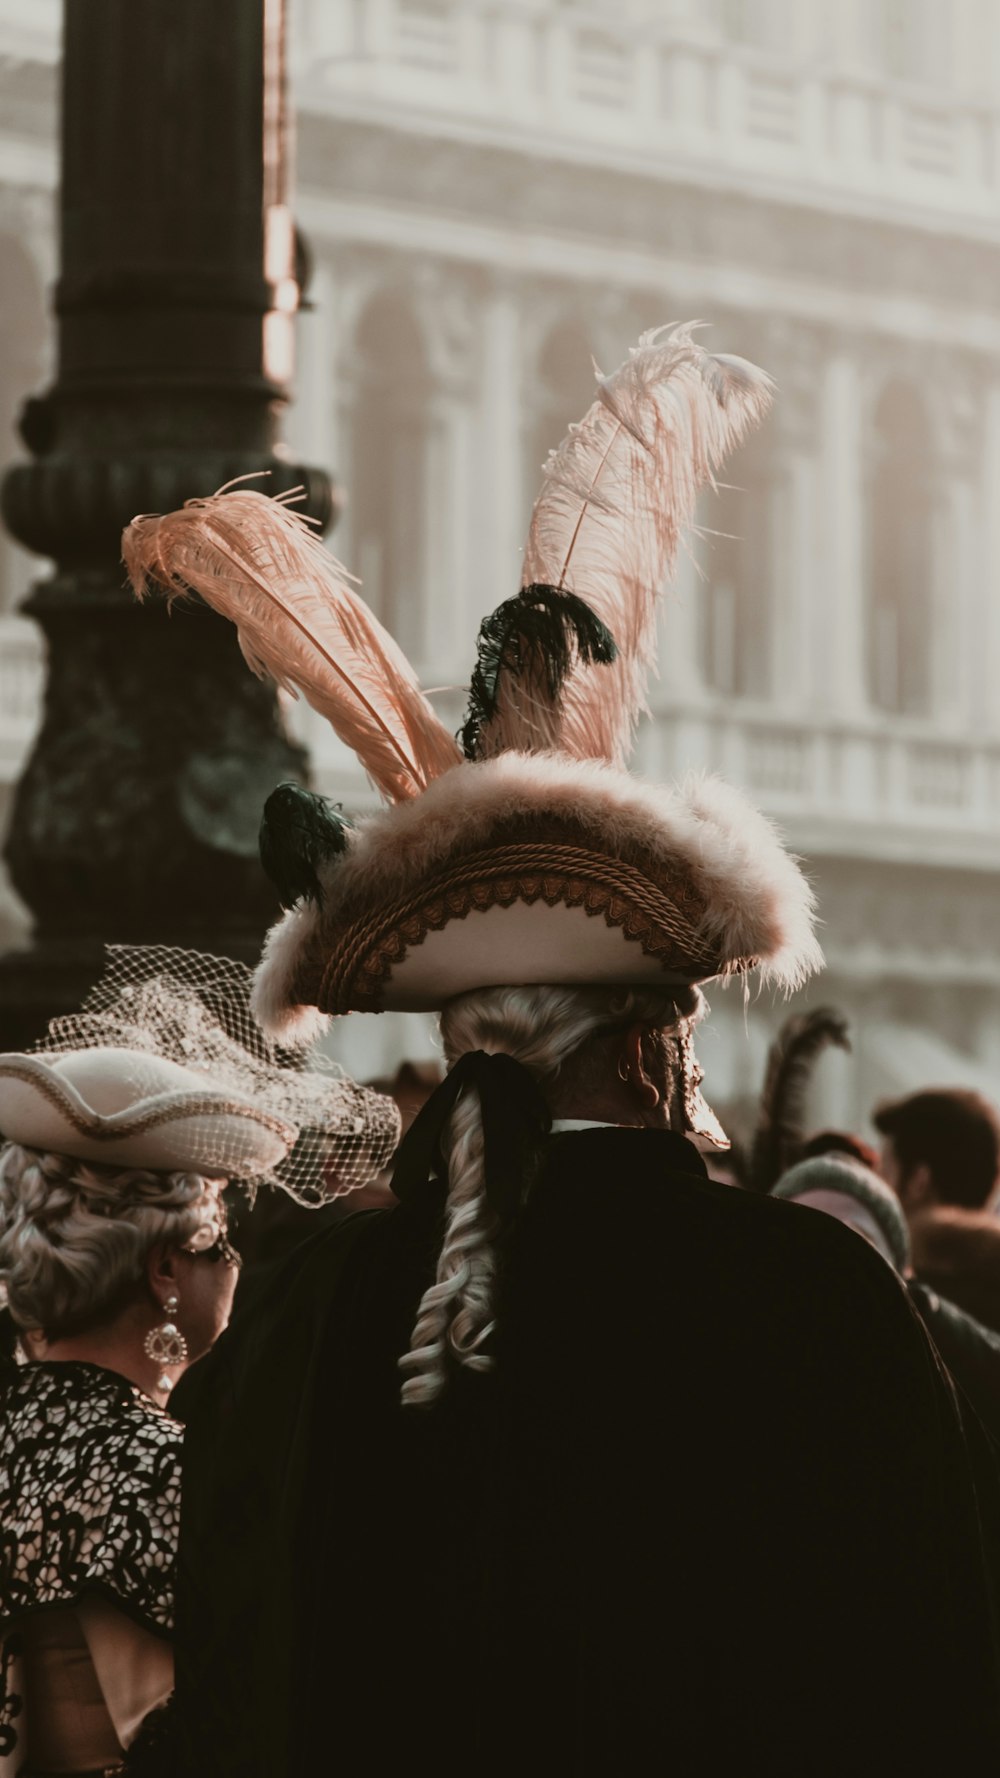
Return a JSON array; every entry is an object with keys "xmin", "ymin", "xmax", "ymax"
[
  {"xmin": 399, "ymin": 1088, "xmax": 497, "ymax": 1408},
  {"xmin": 400, "ymin": 981, "xmax": 701, "ymax": 1405}
]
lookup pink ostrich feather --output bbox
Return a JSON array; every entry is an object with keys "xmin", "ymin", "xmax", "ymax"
[
  {"xmin": 507, "ymin": 322, "xmax": 774, "ymax": 767},
  {"xmin": 123, "ymin": 486, "xmax": 461, "ymax": 804}
]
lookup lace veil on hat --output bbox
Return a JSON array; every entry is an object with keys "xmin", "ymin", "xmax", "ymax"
[{"xmin": 1, "ymin": 946, "xmax": 400, "ymax": 1204}]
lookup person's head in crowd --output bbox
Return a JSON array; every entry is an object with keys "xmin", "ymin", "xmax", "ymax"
[
  {"xmin": 0, "ymin": 966, "xmax": 311, "ymax": 1394},
  {"xmin": 798, "ymin": 1128, "xmax": 881, "ymax": 1172},
  {"xmin": 773, "ymin": 1154, "xmax": 909, "ymax": 1272},
  {"xmin": 874, "ymin": 1089, "xmax": 1000, "ymax": 1213},
  {"xmin": 0, "ymin": 1140, "xmax": 240, "ymax": 1393},
  {"xmin": 774, "ymin": 1152, "xmax": 1000, "ymax": 1448}
]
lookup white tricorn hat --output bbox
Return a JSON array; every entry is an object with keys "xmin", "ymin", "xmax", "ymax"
[
  {"xmin": 124, "ymin": 324, "xmax": 822, "ymax": 1042},
  {"xmin": 250, "ymin": 757, "xmax": 819, "ymax": 1037},
  {"xmin": 0, "ymin": 948, "xmax": 400, "ymax": 1200},
  {"xmin": 0, "ymin": 1047, "xmax": 295, "ymax": 1177}
]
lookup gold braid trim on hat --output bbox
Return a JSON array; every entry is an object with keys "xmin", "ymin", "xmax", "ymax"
[
  {"xmin": 0, "ymin": 1060, "xmax": 297, "ymax": 1147},
  {"xmin": 316, "ymin": 839, "xmax": 725, "ymax": 1014}
]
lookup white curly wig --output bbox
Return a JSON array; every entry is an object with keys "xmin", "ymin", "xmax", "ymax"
[{"xmin": 0, "ymin": 1141, "xmax": 222, "ymax": 1340}]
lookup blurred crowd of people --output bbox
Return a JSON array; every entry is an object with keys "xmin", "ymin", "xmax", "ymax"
[{"xmin": 750, "ymin": 1039, "xmax": 1000, "ymax": 1441}]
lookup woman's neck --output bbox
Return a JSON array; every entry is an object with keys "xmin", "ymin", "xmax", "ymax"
[{"xmin": 20, "ymin": 1308, "xmax": 181, "ymax": 1409}]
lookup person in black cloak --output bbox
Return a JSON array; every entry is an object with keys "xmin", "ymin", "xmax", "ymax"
[{"xmin": 125, "ymin": 325, "xmax": 1000, "ymax": 1776}]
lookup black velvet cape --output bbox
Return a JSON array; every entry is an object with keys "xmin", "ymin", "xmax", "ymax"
[{"xmin": 172, "ymin": 1130, "xmax": 1000, "ymax": 1776}]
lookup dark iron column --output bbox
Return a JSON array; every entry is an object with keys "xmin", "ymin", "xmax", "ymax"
[{"xmin": 0, "ymin": 0, "xmax": 332, "ymax": 1046}]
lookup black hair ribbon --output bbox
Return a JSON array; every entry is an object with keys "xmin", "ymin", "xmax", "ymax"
[{"xmin": 389, "ymin": 1050, "xmax": 552, "ymax": 1222}]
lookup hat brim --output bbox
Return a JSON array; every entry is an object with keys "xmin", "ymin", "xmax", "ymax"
[
  {"xmin": 252, "ymin": 755, "xmax": 822, "ymax": 1034},
  {"xmin": 343, "ymin": 897, "xmax": 709, "ymax": 1014},
  {"xmin": 0, "ymin": 1055, "xmax": 296, "ymax": 1176}
]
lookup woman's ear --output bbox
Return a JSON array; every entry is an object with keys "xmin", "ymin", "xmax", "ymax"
[
  {"xmin": 145, "ymin": 1241, "xmax": 179, "ymax": 1306},
  {"xmin": 623, "ymin": 1024, "xmax": 661, "ymax": 1111}
]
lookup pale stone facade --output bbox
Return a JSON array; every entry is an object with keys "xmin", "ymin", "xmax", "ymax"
[{"xmin": 3, "ymin": 0, "xmax": 1000, "ymax": 1140}]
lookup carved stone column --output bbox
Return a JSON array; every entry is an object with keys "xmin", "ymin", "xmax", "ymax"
[
  {"xmin": 818, "ymin": 343, "xmax": 868, "ymax": 719},
  {"xmin": 762, "ymin": 318, "xmax": 822, "ymax": 709},
  {"xmin": 413, "ymin": 261, "xmax": 479, "ymax": 678},
  {"xmin": 479, "ymin": 273, "xmax": 526, "ymax": 618},
  {"xmin": 980, "ymin": 376, "xmax": 1000, "ymax": 739},
  {"xmin": 0, "ymin": 0, "xmax": 334, "ymax": 1047},
  {"xmin": 928, "ymin": 354, "xmax": 980, "ymax": 728}
]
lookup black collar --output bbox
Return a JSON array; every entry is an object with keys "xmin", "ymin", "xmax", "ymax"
[{"xmin": 548, "ymin": 1125, "xmax": 709, "ymax": 1180}]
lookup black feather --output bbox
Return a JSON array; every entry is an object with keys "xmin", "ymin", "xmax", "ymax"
[
  {"xmin": 748, "ymin": 1007, "xmax": 852, "ymax": 1194},
  {"xmin": 259, "ymin": 782, "xmax": 349, "ymax": 911},
  {"xmin": 459, "ymin": 584, "xmax": 617, "ymax": 761}
]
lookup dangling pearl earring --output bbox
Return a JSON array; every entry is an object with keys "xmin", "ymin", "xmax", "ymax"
[{"xmin": 143, "ymin": 1294, "xmax": 188, "ymax": 1394}]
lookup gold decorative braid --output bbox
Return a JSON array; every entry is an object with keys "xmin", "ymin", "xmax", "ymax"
[
  {"xmin": 0, "ymin": 1059, "xmax": 296, "ymax": 1145},
  {"xmin": 317, "ymin": 839, "xmax": 723, "ymax": 1014}
]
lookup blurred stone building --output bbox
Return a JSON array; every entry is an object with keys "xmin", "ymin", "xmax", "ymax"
[{"xmin": 2, "ymin": 0, "xmax": 1000, "ymax": 1134}]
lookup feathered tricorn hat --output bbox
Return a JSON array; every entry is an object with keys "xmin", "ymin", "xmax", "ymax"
[{"xmin": 123, "ymin": 323, "xmax": 821, "ymax": 1041}]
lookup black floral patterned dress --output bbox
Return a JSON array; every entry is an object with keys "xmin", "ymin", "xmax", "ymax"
[{"xmin": 0, "ymin": 1359, "xmax": 181, "ymax": 1772}]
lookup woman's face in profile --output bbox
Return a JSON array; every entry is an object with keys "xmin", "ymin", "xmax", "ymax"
[{"xmin": 171, "ymin": 1246, "xmax": 239, "ymax": 1363}]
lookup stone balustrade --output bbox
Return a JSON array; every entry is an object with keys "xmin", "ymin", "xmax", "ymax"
[
  {"xmin": 5, "ymin": 614, "xmax": 999, "ymax": 862},
  {"xmin": 295, "ymin": 0, "xmax": 1000, "ymax": 223},
  {"xmin": 641, "ymin": 698, "xmax": 1000, "ymax": 864},
  {"xmin": 4, "ymin": 0, "xmax": 994, "ymax": 224}
]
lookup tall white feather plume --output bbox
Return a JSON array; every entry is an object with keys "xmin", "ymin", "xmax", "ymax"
[
  {"xmin": 122, "ymin": 487, "xmax": 462, "ymax": 803},
  {"xmin": 512, "ymin": 322, "xmax": 774, "ymax": 767}
]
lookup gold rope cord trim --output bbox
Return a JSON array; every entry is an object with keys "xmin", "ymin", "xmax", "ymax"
[
  {"xmin": 316, "ymin": 839, "xmax": 723, "ymax": 1014},
  {"xmin": 0, "ymin": 1060, "xmax": 296, "ymax": 1146}
]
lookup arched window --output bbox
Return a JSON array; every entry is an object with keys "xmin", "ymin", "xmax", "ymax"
[
  {"xmin": 868, "ymin": 382, "xmax": 933, "ymax": 717},
  {"xmin": 526, "ymin": 318, "xmax": 597, "ymax": 524},
  {"xmin": 350, "ymin": 291, "xmax": 430, "ymax": 656},
  {"xmin": 699, "ymin": 422, "xmax": 773, "ymax": 699}
]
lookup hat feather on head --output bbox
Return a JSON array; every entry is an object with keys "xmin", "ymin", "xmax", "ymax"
[
  {"xmin": 121, "ymin": 324, "xmax": 818, "ymax": 1034},
  {"xmin": 473, "ymin": 322, "xmax": 774, "ymax": 767},
  {"xmin": 123, "ymin": 479, "xmax": 461, "ymax": 803}
]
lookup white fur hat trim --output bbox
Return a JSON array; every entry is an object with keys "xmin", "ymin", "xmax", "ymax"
[{"xmin": 251, "ymin": 755, "xmax": 823, "ymax": 1037}]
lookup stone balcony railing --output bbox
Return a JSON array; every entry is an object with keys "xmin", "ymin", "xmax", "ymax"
[
  {"xmin": 5, "ymin": 614, "xmax": 1000, "ymax": 866},
  {"xmin": 641, "ymin": 700, "xmax": 1000, "ymax": 865},
  {"xmin": 0, "ymin": 3, "xmax": 996, "ymax": 229},
  {"xmin": 277, "ymin": 694, "xmax": 1000, "ymax": 868},
  {"xmin": 295, "ymin": 0, "xmax": 1000, "ymax": 225}
]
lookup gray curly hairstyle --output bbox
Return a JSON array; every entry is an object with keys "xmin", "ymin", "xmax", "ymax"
[
  {"xmin": 398, "ymin": 980, "xmax": 703, "ymax": 1408},
  {"xmin": 0, "ymin": 1142, "xmax": 220, "ymax": 1340}
]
